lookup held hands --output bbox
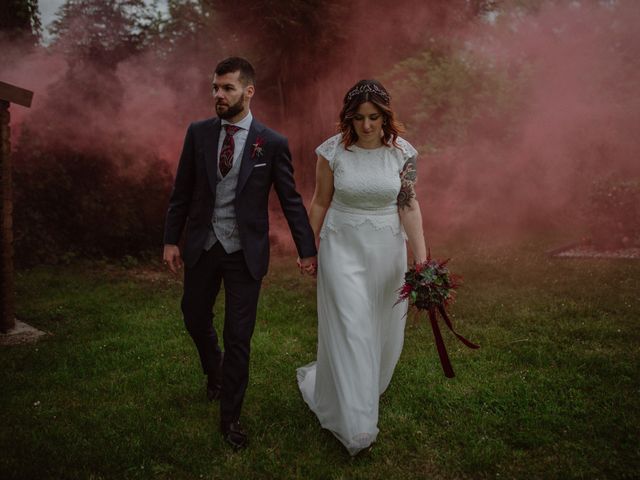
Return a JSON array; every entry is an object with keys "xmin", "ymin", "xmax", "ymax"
[
  {"xmin": 163, "ymin": 244, "xmax": 183, "ymax": 274},
  {"xmin": 164, "ymin": 245, "xmax": 315, "ymax": 277},
  {"xmin": 297, "ymin": 256, "xmax": 318, "ymax": 277}
]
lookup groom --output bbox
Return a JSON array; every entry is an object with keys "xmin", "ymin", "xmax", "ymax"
[{"xmin": 163, "ymin": 57, "xmax": 317, "ymax": 449}]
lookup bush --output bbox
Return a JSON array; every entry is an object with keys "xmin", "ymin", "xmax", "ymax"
[
  {"xmin": 384, "ymin": 45, "xmax": 525, "ymax": 150},
  {"xmin": 13, "ymin": 128, "xmax": 173, "ymax": 265}
]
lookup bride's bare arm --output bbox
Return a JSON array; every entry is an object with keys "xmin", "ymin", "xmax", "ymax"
[
  {"xmin": 398, "ymin": 158, "xmax": 427, "ymax": 263},
  {"xmin": 308, "ymin": 155, "xmax": 335, "ymax": 244}
]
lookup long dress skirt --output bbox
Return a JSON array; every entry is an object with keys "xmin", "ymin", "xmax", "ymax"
[{"xmin": 297, "ymin": 216, "xmax": 407, "ymax": 456}]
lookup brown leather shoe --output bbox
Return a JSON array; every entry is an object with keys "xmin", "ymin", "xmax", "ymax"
[
  {"xmin": 206, "ymin": 352, "xmax": 224, "ymax": 401},
  {"xmin": 220, "ymin": 420, "xmax": 248, "ymax": 450}
]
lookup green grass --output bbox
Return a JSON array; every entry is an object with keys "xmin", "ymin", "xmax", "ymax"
[{"xmin": 1, "ymin": 239, "xmax": 639, "ymax": 479}]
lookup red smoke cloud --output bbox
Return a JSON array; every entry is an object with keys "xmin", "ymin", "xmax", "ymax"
[
  {"xmin": 1, "ymin": 0, "xmax": 638, "ymax": 249},
  {"xmin": 281, "ymin": 0, "xmax": 640, "ymax": 244},
  {"xmin": 431, "ymin": 0, "xmax": 640, "ymax": 237},
  {"xmin": 1, "ymin": 45, "xmax": 67, "ymax": 136},
  {"xmin": 1, "ymin": 46, "xmax": 175, "ymax": 160}
]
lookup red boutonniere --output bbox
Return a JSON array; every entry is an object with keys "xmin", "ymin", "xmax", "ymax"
[{"xmin": 252, "ymin": 137, "xmax": 265, "ymax": 158}]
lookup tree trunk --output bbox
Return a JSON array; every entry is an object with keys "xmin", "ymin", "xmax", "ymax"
[{"xmin": 0, "ymin": 100, "xmax": 15, "ymax": 333}]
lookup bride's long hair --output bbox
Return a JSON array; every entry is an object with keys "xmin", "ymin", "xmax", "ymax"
[{"xmin": 338, "ymin": 79, "xmax": 404, "ymax": 149}]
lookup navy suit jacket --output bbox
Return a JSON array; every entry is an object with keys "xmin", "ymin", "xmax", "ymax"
[{"xmin": 163, "ymin": 116, "xmax": 317, "ymax": 280}]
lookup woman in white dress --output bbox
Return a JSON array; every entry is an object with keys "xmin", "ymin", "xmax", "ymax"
[{"xmin": 297, "ymin": 80, "xmax": 427, "ymax": 455}]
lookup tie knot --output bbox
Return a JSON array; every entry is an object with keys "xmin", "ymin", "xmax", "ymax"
[{"xmin": 225, "ymin": 125, "xmax": 240, "ymax": 136}]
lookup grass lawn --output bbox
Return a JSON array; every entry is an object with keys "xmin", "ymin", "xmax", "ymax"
[{"xmin": 1, "ymin": 239, "xmax": 638, "ymax": 479}]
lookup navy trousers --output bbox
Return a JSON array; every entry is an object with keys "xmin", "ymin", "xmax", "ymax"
[{"xmin": 181, "ymin": 242, "xmax": 262, "ymax": 423}]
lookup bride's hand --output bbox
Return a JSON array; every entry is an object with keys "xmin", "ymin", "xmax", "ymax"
[{"xmin": 297, "ymin": 256, "xmax": 318, "ymax": 277}]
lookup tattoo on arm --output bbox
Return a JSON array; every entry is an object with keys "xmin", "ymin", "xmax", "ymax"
[{"xmin": 397, "ymin": 157, "xmax": 417, "ymax": 210}]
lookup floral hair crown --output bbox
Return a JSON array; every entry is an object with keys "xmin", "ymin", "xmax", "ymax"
[{"xmin": 346, "ymin": 83, "xmax": 390, "ymax": 103}]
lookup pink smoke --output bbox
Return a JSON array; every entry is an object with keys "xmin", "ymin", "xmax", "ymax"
[
  {"xmin": 1, "ymin": 0, "xmax": 638, "ymax": 249},
  {"xmin": 432, "ymin": 1, "xmax": 640, "ymax": 237}
]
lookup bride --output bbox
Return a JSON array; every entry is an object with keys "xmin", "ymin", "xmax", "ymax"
[{"xmin": 297, "ymin": 79, "xmax": 427, "ymax": 455}]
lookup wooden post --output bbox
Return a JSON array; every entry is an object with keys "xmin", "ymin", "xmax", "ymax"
[
  {"xmin": 0, "ymin": 81, "xmax": 33, "ymax": 333},
  {"xmin": 1, "ymin": 99, "xmax": 15, "ymax": 333}
]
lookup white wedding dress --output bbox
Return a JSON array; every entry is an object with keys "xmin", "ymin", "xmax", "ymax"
[{"xmin": 297, "ymin": 134, "xmax": 418, "ymax": 455}]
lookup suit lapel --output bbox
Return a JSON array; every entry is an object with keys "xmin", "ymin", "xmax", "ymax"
[
  {"xmin": 204, "ymin": 118, "xmax": 221, "ymax": 195},
  {"xmin": 236, "ymin": 119, "xmax": 263, "ymax": 194}
]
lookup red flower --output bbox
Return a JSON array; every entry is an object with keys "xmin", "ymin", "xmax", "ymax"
[
  {"xmin": 399, "ymin": 283, "xmax": 413, "ymax": 298},
  {"xmin": 252, "ymin": 137, "xmax": 266, "ymax": 158}
]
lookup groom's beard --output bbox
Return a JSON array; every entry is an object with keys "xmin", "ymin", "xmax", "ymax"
[{"xmin": 216, "ymin": 93, "xmax": 245, "ymax": 119}]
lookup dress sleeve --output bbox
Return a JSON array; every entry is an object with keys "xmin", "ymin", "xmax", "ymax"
[
  {"xmin": 315, "ymin": 134, "xmax": 342, "ymax": 171},
  {"xmin": 396, "ymin": 136, "xmax": 418, "ymax": 166}
]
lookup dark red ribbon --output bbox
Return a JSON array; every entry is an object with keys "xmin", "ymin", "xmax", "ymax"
[{"xmin": 427, "ymin": 306, "xmax": 479, "ymax": 378}]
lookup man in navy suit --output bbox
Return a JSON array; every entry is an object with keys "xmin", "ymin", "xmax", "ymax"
[{"xmin": 163, "ymin": 57, "xmax": 317, "ymax": 449}]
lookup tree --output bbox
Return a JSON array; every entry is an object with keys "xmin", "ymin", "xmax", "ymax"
[
  {"xmin": 207, "ymin": 0, "xmax": 347, "ymax": 119},
  {"xmin": 9, "ymin": 0, "xmax": 173, "ymax": 265},
  {"xmin": 0, "ymin": 0, "xmax": 41, "ymax": 44},
  {"xmin": 49, "ymin": 0, "xmax": 153, "ymax": 69}
]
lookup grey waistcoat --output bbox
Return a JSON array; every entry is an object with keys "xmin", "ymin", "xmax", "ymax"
[{"xmin": 204, "ymin": 153, "xmax": 243, "ymax": 253}]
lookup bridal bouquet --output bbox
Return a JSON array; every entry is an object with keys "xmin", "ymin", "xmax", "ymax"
[{"xmin": 397, "ymin": 253, "xmax": 479, "ymax": 378}]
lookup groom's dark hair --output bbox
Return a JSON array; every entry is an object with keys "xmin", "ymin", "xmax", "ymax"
[{"xmin": 215, "ymin": 57, "xmax": 255, "ymax": 86}]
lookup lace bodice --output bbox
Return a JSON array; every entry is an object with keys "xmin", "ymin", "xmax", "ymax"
[{"xmin": 315, "ymin": 134, "xmax": 418, "ymax": 238}]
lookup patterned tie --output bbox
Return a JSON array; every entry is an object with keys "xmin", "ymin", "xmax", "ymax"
[{"xmin": 219, "ymin": 125, "xmax": 241, "ymax": 177}]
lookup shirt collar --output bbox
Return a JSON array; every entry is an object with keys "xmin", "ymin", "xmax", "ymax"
[{"xmin": 221, "ymin": 110, "xmax": 253, "ymax": 131}]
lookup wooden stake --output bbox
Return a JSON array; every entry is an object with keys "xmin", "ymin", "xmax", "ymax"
[
  {"xmin": 0, "ymin": 81, "xmax": 33, "ymax": 333},
  {"xmin": 0, "ymin": 100, "xmax": 15, "ymax": 332}
]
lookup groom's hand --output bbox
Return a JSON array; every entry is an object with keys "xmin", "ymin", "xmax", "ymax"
[
  {"xmin": 297, "ymin": 256, "xmax": 317, "ymax": 277},
  {"xmin": 163, "ymin": 244, "xmax": 183, "ymax": 274}
]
